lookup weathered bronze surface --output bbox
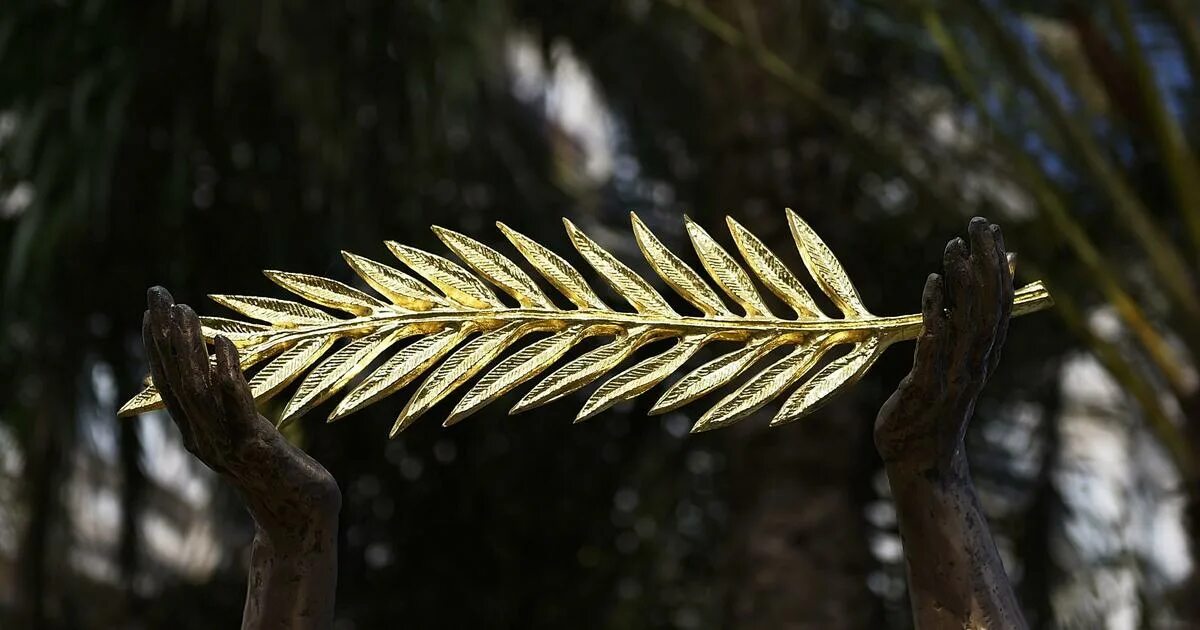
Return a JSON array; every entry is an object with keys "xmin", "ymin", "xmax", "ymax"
[
  {"xmin": 120, "ymin": 210, "xmax": 1051, "ymax": 438},
  {"xmin": 875, "ymin": 217, "xmax": 1028, "ymax": 629},
  {"xmin": 141, "ymin": 287, "xmax": 340, "ymax": 630}
]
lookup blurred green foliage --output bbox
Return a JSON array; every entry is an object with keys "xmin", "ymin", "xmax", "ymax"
[{"xmin": 2, "ymin": 0, "xmax": 1199, "ymax": 628}]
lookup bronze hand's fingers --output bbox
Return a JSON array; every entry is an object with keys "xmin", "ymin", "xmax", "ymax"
[
  {"xmin": 166, "ymin": 305, "xmax": 216, "ymax": 415},
  {"xmin": 911, "ymin": 273, "xmax": 947, "ymax": 385},
  {"xmin": 966, "ymin": 217, "xmax": 1001, "ymax": 371},
  {"xmin": 143, "ymin": 296, "xmax": 198, "ymax": 454},
  {"xmin": 967, "ymin": 217, "xmax": 1000, "ymax": 324},
  {"xmin": 921, "ymin": 272, "xmax": 947, "ymax": 338},
  {"xmin": 988, "ymin": 224, "xmax": 1013, "ymax": 376},
  {"xmin": 942, "ymin": 236, "xmax": 973, "ymax": 332},
  {"xmin": 942, "ymin": 228, "xmax": 995, "ymax": 424},
  {"xmin": 167, "ymin": 303, "xmax": 226, "ymax": 465},
  {"xmin": 214, "ymin": 334, "xmax": 259, "ymax": 440},
  {"xmin": 941, "ymin": 236, "xmax": 975, "ymax": 375},
  {"xmin": 147, "ymin": 286, "xmax": 179, "ymax": 372},
  {"xmin": 174, "ymin": 304, "xmax": 213, "ymax": 390}
]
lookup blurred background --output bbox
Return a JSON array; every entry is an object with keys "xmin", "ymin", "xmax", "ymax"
[{"xmin": 2, "ymin": 0, "xmax": 1200, "ymax": 628}]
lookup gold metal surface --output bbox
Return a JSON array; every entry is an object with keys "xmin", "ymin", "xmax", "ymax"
[{"xmin": 119, "ymin": 209, "xmax": 1053, "ymax": 435}]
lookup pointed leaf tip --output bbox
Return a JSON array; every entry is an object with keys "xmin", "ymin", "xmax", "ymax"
[
  {"xmin": 632, "ymin": 214, "xmax": 730, "ymax": 316},
  {"xmin": 785, "ymin": 208, "xmax": 870, "ymax": 317},
  {"xmin": 566, "ymin": 219, "xmax": 675, "ymax": 315},
  {"xmin": 684, "ymin": 216, "xmax": 771, "ymax": 317}
]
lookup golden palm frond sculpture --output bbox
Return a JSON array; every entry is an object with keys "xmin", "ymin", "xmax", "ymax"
[{"xmin": 119, "ymin": 210, "xmax": 1052, "ymax": 435}]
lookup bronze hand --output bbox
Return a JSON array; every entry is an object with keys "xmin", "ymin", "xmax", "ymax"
[
  {"xmin": 143, "ymin": 286, "xmax": 339, "ymax": 630},
  {"xmin": 874, "ymin": 218, "xmax": 1027, "ymax": 630}
]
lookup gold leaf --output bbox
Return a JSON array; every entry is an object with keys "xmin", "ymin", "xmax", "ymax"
[
  {"xmin": 341, "ymin": 251, "xmax": 447, "ymax": 310},
  {"xmin": 237, "ymin": 336, "xmax": 298, "ymax": 367},
  {"xmin": 209, "ymin": 294, "xmax": 339, "ymax": 327},
  {"xmin": 199, "ymin": 316, "xmax": 270, "ymax": 335},
  {"xmin": 278, "ymin": 328, "xmax": 409, "ymax": 427},
  {"xmin": 248, "ymin": 336, "xmax": 338, "ymax": 400},
  {"xmin": 785, "ymin": 208, "xmax": 870, "ymax": 317},
  {"xmin": 117, "ymin": 385, "xmax": 165, "ymax": 417},
  {"xmin": 631, "ymin": 213, "xmax": 730, "ymax": 316},
  {"xmin": 576, "ymin": 334, "xmax": 710, "ymax": 422},
  {"xmin": 772, "ymin": 338, "xmax": 882, "ymax": 426},
  {"xmin": 433, "ymin": 226, "xmax": 553, "ymax": 308},
  {"xmin": 512, "ymin": 326, "xmax": 661, "ymax": 413},
  {"xmin": 692, "ymin": 335, "xmax": 832, "ymax": 432},
  {"xmin": 650, "ymin": 335, "xmax": 787, "ymax": 414},
  {"xmin": 726, "ymin": 217, "xmax": 824, "ymax": 318},
  {"xmin": 329, "ymin": 326, "xmax": 471, "ymax": 421},
  {"xmin": 563, "ymin": 218, "xmax": 675, "ymax": 315},
  {"xmin": 199, "ymin": 317, "xmax": 272, "ymax": 346},
  {"xmin": 447, "ymin": 326, "xmax": 601, "ymax": 426},
  {"xmin": 393, "ymin": 322, "xmax": 543, "ymax": 434},
  {"xmin": 1014, "ymin": 281, "xmax": 1053, "ymax": 316},
  {"xmin": 265, "ymin": 270, "xmax": 387, "ymax": 316},
  {"xmin": 684, "ymin": 216, "xmax": 771, "ymax": 317},
  {"xmin": 386, "ymin": 241, "xmax": 502, "ymax": 309},
  {"xmin": 497, "ymin": 222, "xmax": 607, "ymax": 310}
]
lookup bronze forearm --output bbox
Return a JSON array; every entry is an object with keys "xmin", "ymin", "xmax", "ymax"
[
  {"xmin": 142, "ymin": 287, "xmax": 339, "ymax": 630},
  {"xmin": 875, "ymin": 218, "xmax": 1027, "ymax": 629},
  {"xmin": 887, "ymin": 457, "xmax": 1025, "ymax": 629}
]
